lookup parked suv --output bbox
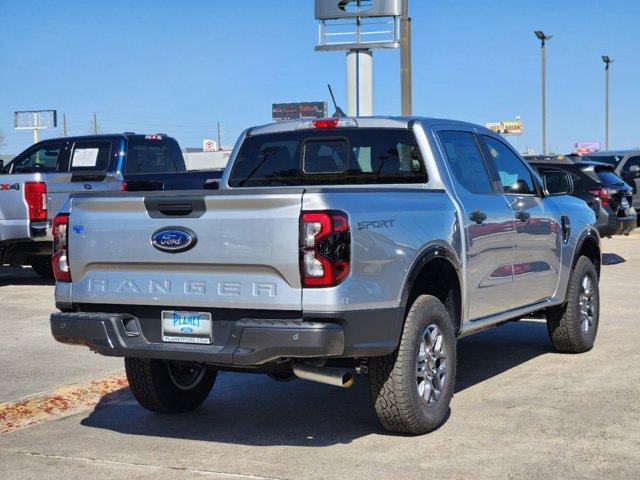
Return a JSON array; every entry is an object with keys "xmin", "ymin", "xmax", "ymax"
[
  {"xmin": 0, "ymin": 133, "xmax": 221, "ymax": 278},
  {"xmin": 581, "ymin": 150, "xmax": 640, "ymax": 223},
  {"xmin": 51, "ymin": 117, "xmax": 601, "ymax": 435},
  {"xmin": 526, "ymin": 155, "xmax": 636, "ymax": 236}
]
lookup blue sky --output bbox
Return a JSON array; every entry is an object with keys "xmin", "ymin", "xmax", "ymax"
[{"xmin": 1, "ymin": 0, "xmax": 639, "ymax": 155}]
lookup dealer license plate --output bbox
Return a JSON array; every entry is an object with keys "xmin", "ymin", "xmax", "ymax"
[{"xmin": 161, "ymin": 310, "xmax": 212, "ymax": 344}]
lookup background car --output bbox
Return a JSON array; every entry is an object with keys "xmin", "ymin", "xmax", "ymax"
[
  {"xmin": 526, "ymin": 154, "xmax": 636, "ymax": 237},
  {"xmin": 581, "ymin": 150, "xmax": 640, "ymax": 221}
]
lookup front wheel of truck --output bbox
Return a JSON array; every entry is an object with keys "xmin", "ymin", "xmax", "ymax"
[
  {"xmin": 368, "ymin": 294, "xmax": 457, "ymax": 435},
  {"xmin": 125, "ymin": 358, "xmax": 216, "ymax": 414},
  {"xmin": 546, "ymin": 255, "xmax": 600, "ymax": 353}
]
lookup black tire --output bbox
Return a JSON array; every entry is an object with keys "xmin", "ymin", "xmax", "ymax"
[
  {"xmin": 125, "ymin": 357, "xmax": 216, "ymax": 414},
  {"xmin": 546, "ymin": 256, "xmax": 599, "ymax": 353},
  {"xmin": 369, "ymin": 294, "xmax": 457, "ymax": 435},
  {"xmin": 30, "ymin": 256, "xmax": 54, "ymax": 279}
]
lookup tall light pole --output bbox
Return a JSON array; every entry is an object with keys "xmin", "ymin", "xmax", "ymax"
[
  {"xmin": 400, "ymin": 0, "xmax": 412, "ymax": 115},
  {"xmin": 602, "ymin": 55, "xmax": 614, "ymax": 150},
  {"xmin": 535, "ymin": 31, "xmax": 552, "ymax": 154}
]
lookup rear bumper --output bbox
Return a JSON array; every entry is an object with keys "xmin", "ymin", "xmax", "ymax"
[
  {"xmin": 597, "ymin": 206, "xmax": 637, "ymax": 236},
  {"xmin": 50, "ymin": 312, "xmax": 345, "ymax": 366}
]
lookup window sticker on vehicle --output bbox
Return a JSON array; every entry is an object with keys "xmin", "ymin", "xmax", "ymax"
[{"xmin": 72, "ymin": 148, "xmax": 99, "ymax": 168}]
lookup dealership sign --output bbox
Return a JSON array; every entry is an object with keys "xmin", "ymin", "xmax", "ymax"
[
  {"xmin": 485, "ymin": 120, "xmax": 524, "ymax": 135},
  {"xmin": 203, "ymin": 139, "xmax": 217, "ymax": 152},
  {"xmin": 272, "ymin": 102, "xmax": 327, "ymax": 122},
  {"xmin": 572, "ymin": 142, "xmax": 601, "ymax": 155}
]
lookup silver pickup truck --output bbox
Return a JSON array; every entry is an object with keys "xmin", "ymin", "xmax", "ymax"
[
  {"xmin": 50, "ymin": 117, "xmax": 601, "ymax": 434},
  {"xmin": 0, "ymin": 133, "xmax": 221, "ymax": 278}
]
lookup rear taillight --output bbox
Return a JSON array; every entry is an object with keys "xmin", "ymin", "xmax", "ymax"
[
  {"xmin": 121, "ymin": 181, "xmax": 128, "ymax": 191},
  {"xmin": 24, "ymin": 182, "xmax": 47, "ymax": 221},
  {"xmin": 588, "ymin": 187, "xmax": 614, "ymax": 207},
  {"xmin": 300, "ymin": 211, "xmax": 350, "ymax": 287},
  {"xmin": 52, "ymin": 213, "xmax": 71, "ymax": 282}
]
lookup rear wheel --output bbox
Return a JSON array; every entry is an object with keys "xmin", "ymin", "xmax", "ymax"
[
  {"xmin": 369, "ymin": 295, "xmax": 457, "ymax": 435},
  {"xmin": 125, "ymin": 358, "xmax": 216, "ymax": 413},
  {"xmin": 30, "ymin": 255, "xmax": 54, "ymax": 279},
  {"xmin": 546, "ymin": 256, "xmax": 600, "ymax": 353}
]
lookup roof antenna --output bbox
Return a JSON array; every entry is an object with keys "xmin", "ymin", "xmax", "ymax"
[{"xmin": 327, "ymin": 84, "xmax": 346, "ymax": 118}]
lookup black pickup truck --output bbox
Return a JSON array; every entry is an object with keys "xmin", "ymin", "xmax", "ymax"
[{"xmin": 0, "ymin": 133, "xmax": 222, "ymax": 277}]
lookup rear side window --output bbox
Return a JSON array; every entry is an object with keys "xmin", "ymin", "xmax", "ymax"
[
  {"xmin": 125, "ymin": 139, "xmax": 178, "ymax": 174},
  {"xmin": 70, "ymin": 141, "xmax": 112, "ymax": 171},
  {"xmin": 438, "ymin": 131, "xmax": 493, "ymax": 194},
  {"xmin": 10, "ymin": 143, "xmax": 63, "ymax": 173},
  {"xmin": 228, "ymin": 128, "xmax": 426, "ymax": 187}
]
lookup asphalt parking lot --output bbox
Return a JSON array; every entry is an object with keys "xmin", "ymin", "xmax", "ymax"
[{"xmin": 1, "ymin": 235, "xmax": 639, "ymax": 480}]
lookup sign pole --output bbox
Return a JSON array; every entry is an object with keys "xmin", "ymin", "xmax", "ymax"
[
  {"xmin": 346, "ymin": 49, "xmax": 373, "ymax": 116},
  {"xmin": 400, "ymin": 1, "xmax": 412, "ymax": 115}
]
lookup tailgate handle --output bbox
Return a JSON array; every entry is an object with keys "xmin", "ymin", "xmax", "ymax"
[
  {"xmin": 144, "ymin": 196, "xmax": 206, "ymax": 218},
  {"xmin": 157, "ymin": 203, "xmax": 193, "ymax": 216}
]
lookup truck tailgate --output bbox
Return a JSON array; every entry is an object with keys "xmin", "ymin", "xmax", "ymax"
[{"xmin": 67, "ymin": 191, "xmax": 304, "ymax": 310}]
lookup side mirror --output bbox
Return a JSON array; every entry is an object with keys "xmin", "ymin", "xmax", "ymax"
[{"xmin": 543, "ymin": 170, "xmax": 573, "ymax": 196}]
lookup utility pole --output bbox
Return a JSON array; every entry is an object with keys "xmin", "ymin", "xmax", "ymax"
[
  {"xmin": 217, "ymin": 121, "xmax": 221, "ymax": 151},
  {"xmin": 400, "ymin": 0, "xmax": 412, "ymax": 115},
  {"xmin": 602, "ymin": 55, "xmax": 614, "ymax": 150},
  {"xmin": 535, "ymin": 31, "xmax": 552, "ymax": 155},
  {"xmin": 61, "ymin": 114, "xmax": 68, "ymax": 137},
  {"xmin": 91, "ymin": 113, "xmax": 99, "ymax": 135}
]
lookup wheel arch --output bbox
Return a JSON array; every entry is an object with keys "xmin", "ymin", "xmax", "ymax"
[
  {"xmin": 400, "ymin": 243, "xmax": 463, "ymax": 336},
  {"xmin": 573, "ymin": 228, "xmax": 601, "ymax": 278}
]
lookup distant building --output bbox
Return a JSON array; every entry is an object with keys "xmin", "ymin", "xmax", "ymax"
[{"xmin": 183, "ymin": 148, "xmax": 231, "ymax": 171}]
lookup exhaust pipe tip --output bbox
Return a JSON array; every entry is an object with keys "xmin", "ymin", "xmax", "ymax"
[
  {"xmin": 341, "ymin": 371, "xmax": 355, "ymax": 388},
  {"xmin": 293, "ymin": 364, "xmax": 355, "ymax": 388}
]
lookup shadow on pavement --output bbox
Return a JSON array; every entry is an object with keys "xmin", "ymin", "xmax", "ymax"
[
  {"xmin": 0, "ymin": 266, "xmax": 54, "ymax": 286},
  {"xmin": 81, "ymin": 320, "xmax": 552, "ymax": 444},
  {"xmin": 602, "ymin": 253, "xmax": 626, "ymax": 265}
]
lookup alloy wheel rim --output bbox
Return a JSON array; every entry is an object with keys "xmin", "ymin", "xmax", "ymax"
[
  {"xmin": 416, "ymin": 323, "xmax": 447, "ymax": 406},
  {"xmin": 579, "ymin": 275, "xmax": 596, "ymax": 334}
]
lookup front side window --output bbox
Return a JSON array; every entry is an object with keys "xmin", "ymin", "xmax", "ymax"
[
  {"xmin": 483, "ymin": 136, "xmax": 536, "ymax": 195},
  {"xmin": 70, "ymin": 141, "xmax": 112, "ymax": 171},
  {"xmin": 11, "ymin": 144, "xmax": 62, "ymax": 173},
  {"xmin": 623, "ymin": 156, "xmax": 640, "ymax": 173},
  {"xmin": 438, "ymin": 131, "xmax": 493, "ymax": 194},
  {"xmin": 229, "ymin": 128, "xmax": 426, "ymax": 187}
]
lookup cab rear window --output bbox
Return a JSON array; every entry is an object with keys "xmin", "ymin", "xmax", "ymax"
[{"xmin": 228, "ymin": 128, "xmax": 426, "ymax": 187}]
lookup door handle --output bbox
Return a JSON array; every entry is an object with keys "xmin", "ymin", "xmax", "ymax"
[
  {"xmin": 470, "ymin": 210, "xmax": 487, "ymax": 224},
  {"xmin": 515, "ymin": 211, "xmax": 531, "ymax": 222}
]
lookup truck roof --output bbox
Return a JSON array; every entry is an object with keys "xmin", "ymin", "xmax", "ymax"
[
  {"xmin": 247, "ymin": 116, "xmax": 491, "ymax": 136},
  {"xmin": 33, "ymin": 133, "xmax": 176, "ymax": 145}
]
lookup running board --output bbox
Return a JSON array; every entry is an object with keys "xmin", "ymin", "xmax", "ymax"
[{"xmin": 459, "ymin": 299, "xmax": 557, "ymax": 338}]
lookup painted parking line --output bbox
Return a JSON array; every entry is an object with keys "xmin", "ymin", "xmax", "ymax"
[{"xmin": 0, "ymin": 373, "xmax": 129, "ymax": 435}]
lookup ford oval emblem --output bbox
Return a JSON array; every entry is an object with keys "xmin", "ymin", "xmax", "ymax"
[{"xmin": 151, "ymin": 227, "xmax": 197, "ymax": 253}]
